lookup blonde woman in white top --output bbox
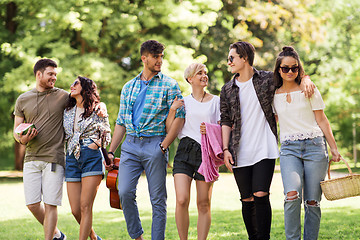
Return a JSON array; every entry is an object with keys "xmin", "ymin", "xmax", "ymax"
[
  {"xmin": 167, "ymin": 63, "xmax": 220, "ymax": 240},
  {"xmin": 272, "ymin": 46, "xmax": 341, "ymax": 240}
]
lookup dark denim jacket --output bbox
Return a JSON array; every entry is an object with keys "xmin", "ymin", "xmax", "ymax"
[{"xmin": 220, "ymin": 68, "xmax": 278, "ymax": 165}]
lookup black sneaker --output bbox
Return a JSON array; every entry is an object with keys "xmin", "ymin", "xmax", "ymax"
[{"xmin": 53, "ymin": 231, "xmax": 67, "ymax": 240}]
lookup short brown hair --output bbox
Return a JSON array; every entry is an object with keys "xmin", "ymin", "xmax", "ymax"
[{"xmin": 33, "ymin": 58, "xmax": 57, "ymax": 76}]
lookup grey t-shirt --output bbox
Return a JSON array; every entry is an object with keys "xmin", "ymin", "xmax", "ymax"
[{"xmin": 14, "ymin": 87, "xmax": 69, "ymax": 167}]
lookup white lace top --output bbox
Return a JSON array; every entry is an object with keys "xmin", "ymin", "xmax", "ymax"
[{"xmin": 273, "ymin": 89, "xmax": 325, "ymax": 143}]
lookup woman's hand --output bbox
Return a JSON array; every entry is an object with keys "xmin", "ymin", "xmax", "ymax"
[
  {"xmin": 200, "ymin": 122, "xmax": 206, "ymax": 135},
  {"xmin": 104, "ymin": 153, "xmax": 114, "ymax": 171},
  {"xmin": 223, "ymin": 150, "xmax": 234, "ymax": 173},
  {"xmin": 170, "ymin": 96, "xmax": 184, "ymax": 111},
  {"xmin": 330, "ymin": 148, "xmax": 341, "ymax": 162}
]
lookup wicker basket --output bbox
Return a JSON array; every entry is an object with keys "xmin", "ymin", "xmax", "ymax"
[{"xmin": 320, "ymin": 158, "xmax": 360, "ymax": 201}]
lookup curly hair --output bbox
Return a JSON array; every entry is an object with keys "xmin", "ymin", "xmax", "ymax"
[
  {"xmin": 273, "ymin": 46, "xmax": 305, "ymax": 89},
  {"xmin": 65, "ymin": 76, "xmax": 100, "ymax": 119},
  {"xmin": 140, "ymin": 40, "xmax": 165, "ymax": 56}
]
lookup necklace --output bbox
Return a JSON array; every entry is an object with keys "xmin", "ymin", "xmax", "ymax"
[{"xmin": 192, "ymin": 91, "xmax": 206, "ymax": 102}]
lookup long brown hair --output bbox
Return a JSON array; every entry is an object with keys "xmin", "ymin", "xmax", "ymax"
[
  {"xmin": 273, "ymin": 46, "xmax": 304, "ymax": 89},
  {"xmin": 65, "ymin": 76, "xmax": 100, "ymax": 119}
]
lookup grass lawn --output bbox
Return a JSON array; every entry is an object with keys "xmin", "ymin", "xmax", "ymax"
[{"xmin": 1, "ymin": 172, "xmax": 359, "ymax": 239}]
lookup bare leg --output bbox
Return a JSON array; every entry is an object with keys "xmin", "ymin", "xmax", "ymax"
[
  {"xmin": 174, "ymin": 174, "xmax": 192, "ymax": 240},
  {"xmin": 44, "ymin": 204, "xmax": 58, "ymax": 240},
  {"xmin": 27, "ymin": 202, "xmax": 61, "ymax": 239},
  {"xmin": 196, "ymin": 180, "xmax": 213, "ymax": 240},
  {"xmin": 79, "ymin": 175, "xmax": 102, "ymax": 240},
  {"xmin": 67, "ymin": 181, "xmax": 98, "ymax": 240}
]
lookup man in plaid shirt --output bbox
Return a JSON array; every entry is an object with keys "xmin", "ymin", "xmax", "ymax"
[{"xmin": 107, "ymin": 40, "xmax": 185, "ymax": 240}]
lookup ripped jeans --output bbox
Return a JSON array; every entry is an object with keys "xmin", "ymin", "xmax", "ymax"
[{"xmin": 280, "ymin": 136, "xmax": 328, "ymax": 240}]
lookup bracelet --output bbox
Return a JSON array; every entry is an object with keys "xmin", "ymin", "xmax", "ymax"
[
  {"xmin": 223, "ymin": 148, "xmax": 229, "ymax": 152},
  {"xmin": 159, "ymin": 143, "xmax": 168, "ymax": 153},
  {"xmin": 108, "ymin": 151, "xmax": 114, "ymax": 157}
]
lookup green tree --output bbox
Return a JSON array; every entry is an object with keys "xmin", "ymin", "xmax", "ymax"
[{"xmin": 0, "ymin": 0, "xmax": 222, "ymax": 169}]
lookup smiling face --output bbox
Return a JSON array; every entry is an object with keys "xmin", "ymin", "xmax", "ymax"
[
  {"xmin": 188, "ymin": 68, "xmax": 208, "ymax": 88},
  {"xmin": 279, "ymin": 56, "xmax": 299, "ymax": 83},
  {"xmin": 70, "ymin": 78, "xmax": 82, "ymax": 98},
  {"xmin": 227, "ymin": 48, "xmax": 246, "ymax": 74},
  {"xmin": 37, "ymin": 66, "xmax": 57, "ymax": 90}
]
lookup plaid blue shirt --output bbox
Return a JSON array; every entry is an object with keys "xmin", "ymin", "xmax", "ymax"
[{"xmin": 116, "ymin": 72, "xmax": 185, "ymax": 136}]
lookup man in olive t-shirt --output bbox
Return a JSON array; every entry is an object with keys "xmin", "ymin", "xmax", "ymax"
[{"xmin": 13, "ymin": 59, "xmax": 67, "ymax": 240}]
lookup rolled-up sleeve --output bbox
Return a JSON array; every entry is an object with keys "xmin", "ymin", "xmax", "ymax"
[
  {"xmin": 116, "ymin": 87, "xmax": 127, "ymax": 127},
  {"xmin": 168, "ymin": 82, "xmax": 186, "ymax": 119},
  {"xmin": 220, "ymin": 85, "xmax": 232, "ymax": 127}
]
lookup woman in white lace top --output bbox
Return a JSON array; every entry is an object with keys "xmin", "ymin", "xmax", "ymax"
[{"xmin": 272, "ymin": 46, "xmax": 341, "ymax": 240}]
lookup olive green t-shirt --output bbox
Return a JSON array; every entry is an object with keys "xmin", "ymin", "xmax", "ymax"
[{"xmin": 14, "ymin": 87, "xmax": 69, "ymax": 167}]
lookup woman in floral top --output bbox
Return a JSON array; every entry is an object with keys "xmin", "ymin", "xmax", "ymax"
[{"xmin": 64, "ymin": 76, "xmax": 111, "ymax": 240}]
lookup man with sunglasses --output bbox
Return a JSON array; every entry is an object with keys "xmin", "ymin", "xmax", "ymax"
[
  {"xmin": 220, "ymin": 41, "xmax": 314, "ymax": 240},
  {"xmin": 106, "ymin": 40, "xmax": 185, "ymax": 240}
]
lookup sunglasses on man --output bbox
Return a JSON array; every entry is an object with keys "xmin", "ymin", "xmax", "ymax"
[
  {"xmin": 280, "ymin": 66, "xmax": 299, "ymax": 73},
  {"xmin": 227, "ymin": 55, "xmax": 243, "ymax": 63}
]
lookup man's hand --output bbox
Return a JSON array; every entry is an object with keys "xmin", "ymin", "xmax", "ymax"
[
  {"xmin": 95, "ymin": 102, "xmax": 108, "ymax": 118},
  {"xmin": 19, "ymin": 127, "xmax": 38, "ymax": 145},
  {"xmin": 300, "ymin": 75, "xmax": 315, "ymax": 98},
  {"xmin": 223, "ymin": 150, "xmax": 234, "ymax": 173}
]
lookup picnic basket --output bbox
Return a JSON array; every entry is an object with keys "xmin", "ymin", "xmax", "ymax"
[{"xmin": 320, "ymin": 158, "xmax": 360, "ymax": 201}]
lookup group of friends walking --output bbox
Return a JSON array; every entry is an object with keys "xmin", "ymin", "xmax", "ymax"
[{"xmin": 13, "ymin": 39, "xmax": 341, "ymax": 240}]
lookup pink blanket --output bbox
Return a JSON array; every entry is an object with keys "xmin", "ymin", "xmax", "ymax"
[{"xmin": 198, "ymin": 122, "xmax": 224, "ymax": 182}]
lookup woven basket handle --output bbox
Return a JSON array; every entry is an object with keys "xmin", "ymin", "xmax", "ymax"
[{"xmin": 327, "ymin": 157, "xmax": 353, "ymax": 180}]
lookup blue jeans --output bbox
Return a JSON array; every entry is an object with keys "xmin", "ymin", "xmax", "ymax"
[
  {"xmin": 118, "ymin": 135, "xmax": 168, "ymax": 239},
  {"xmin": 280, "ymin": 136, "xmax": 328, "ymax": 240}
]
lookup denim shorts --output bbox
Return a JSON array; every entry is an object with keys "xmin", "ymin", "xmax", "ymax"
[
  {"xmin": 65, "ymin": 139, "xmax": 104, "ymax": 182},
  {"xmin": 173, "ymin": 137, "xmax": 205, "ymax": 181}
]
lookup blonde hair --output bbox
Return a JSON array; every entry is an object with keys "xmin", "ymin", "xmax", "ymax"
[{"xmin": 184, "ymin": 63, "xmax": 206, "ymax": 83}]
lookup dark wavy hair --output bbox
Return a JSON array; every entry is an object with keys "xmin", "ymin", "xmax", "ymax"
[
  {"xmin": 229, "ymin": 41, "xmax": 255, "ymax": 66},
  {"xmin": 65, "ymin": 76, "xmax": 100, "ymax": 119},
  {"xmin": 274, "ymin": 46, "xmax": 304, "ymax": 89}
]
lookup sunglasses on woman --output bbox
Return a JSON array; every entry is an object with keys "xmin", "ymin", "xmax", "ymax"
[
  {"xmin": 280, "ymin": 66, "xmax": 299, "ymax": 73},
  {"xmin": 71, "ymin": 80, "xmax": 80, "ymax": 87}
]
